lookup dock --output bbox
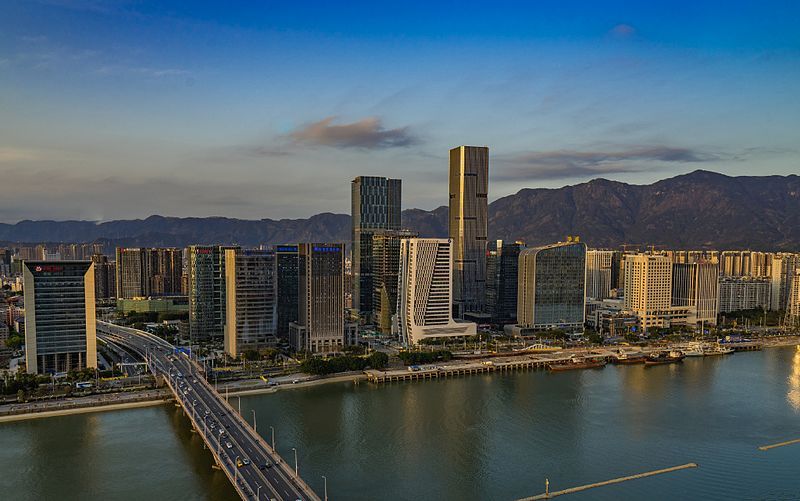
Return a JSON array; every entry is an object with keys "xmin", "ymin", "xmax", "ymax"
[
  {"xmin": 364, "ymin": 351, "xmax": 615, "ymax": 384},
  {"xmin": 517, "ymin": 463, "xmax": 699, "ymax": 500}
]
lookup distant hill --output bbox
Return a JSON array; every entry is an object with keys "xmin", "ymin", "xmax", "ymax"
[{"xmin": 1, "ymin": 170, "xmax": 799, "ymax": 251}]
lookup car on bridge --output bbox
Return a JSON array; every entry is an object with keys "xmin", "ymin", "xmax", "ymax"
[{"xmin": 226, "ymin": 442, "xmax": 233, "ymax": 449}]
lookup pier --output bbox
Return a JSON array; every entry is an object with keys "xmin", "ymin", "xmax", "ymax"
[
  {"xmin": 364, "ymin": 351, "xmax": 616, "ymax": 384},
  {"xmin": 518, "ymin": 463, "xmax": 699, "ymax": 500}
]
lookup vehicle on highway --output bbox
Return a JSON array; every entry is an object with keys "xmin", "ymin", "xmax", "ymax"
[
  {"xmin": 236, "ymin": 458, "xmax": 243, "ymax": 467},
  {"xmin": 205, "ymin": 410, "xmax": 211, "ymax": 416},
  {"xmin": 242, "ymin": 458, "xmax": 250, "ymax": 465},
  {"xmin": 226, "ymin": 442, "xmax": 233, "ymax": 449}
]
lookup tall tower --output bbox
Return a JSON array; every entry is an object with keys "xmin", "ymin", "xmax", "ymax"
[
  {"xmin": 449, "ymin": 145, "xmax": 489, "ymax": 317},
  {"xmin": 291, "ymin": 243, "xmax": 345, "ymax": 353},
  {"xmin": 351, "ymin": 176, "xmax": 401, "ymax": 319},
  {"xmin": 397, "ymin": 238, "xmax": 476, "ymax": 345},
  {"xmin": 224, "ymin": 248, "xmax": 276, "ymax": 357},
  {"xmin": 23, "ymin": 261, "xmax": 96, "ymax": 374}
]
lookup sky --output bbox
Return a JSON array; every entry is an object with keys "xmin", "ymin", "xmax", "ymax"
[{"xmin": 1, "ymin": 0, "xmax": 799, "ymax": 223}]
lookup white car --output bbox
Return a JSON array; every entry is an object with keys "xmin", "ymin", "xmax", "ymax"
[{"xmin": 225, "ymin": 442, "xmax": 233, "ymax": 449}]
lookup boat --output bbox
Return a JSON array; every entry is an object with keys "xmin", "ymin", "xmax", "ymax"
[
  {"xmin": 645, "ymin": 350, "xmax": 685, "ymax": 366},
  {"xmin": 702, "ymin": 344, "xmax": 735, "ymax": 356},
  {"xmin": 612, "ymin": 350, "xmax": 647, "ymax": 365},
  {"xmin": 682, "ymin": 342, "xmax": 705, "ymax": 357},
  {"xmin": 548, "ymin": 356, "xmax": 606, "ymax": 371}
]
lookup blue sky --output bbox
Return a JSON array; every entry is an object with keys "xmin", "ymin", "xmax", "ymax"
[{"xmin": 1, "ymin": 0, "xmax": 798, "ymax": 222}]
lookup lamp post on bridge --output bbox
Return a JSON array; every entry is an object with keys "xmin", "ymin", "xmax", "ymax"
[
  {"xmin": 270, "ymin": 426, "xmax": 275, "ymax": 452},
  {"xmin": 256, "ymin": 484, "xmax": 262, "ymax": 500},
  {"xmin": 292, "ymin": 447, "xmax": 298, "ymax": 476},
  {"xmin": 251, "ymin": 409, "xmax": 257, "ymax": 433},
  {"xmin": 322, "ymin": 475, "xmax": 328, "ymax": 501}
]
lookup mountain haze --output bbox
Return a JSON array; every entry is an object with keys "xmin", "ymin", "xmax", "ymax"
[{"xmin": 1, "ymin": 171, "xmax": 799, "ymax": 251}]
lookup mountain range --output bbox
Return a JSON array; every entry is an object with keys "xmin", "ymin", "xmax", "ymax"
[{"xmin": 1, "ymin": 170, "xmax": 799, "ymax": 251}]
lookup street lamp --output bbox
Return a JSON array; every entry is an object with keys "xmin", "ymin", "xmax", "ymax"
[
  {"xmin": 322, "ymin": 475, "xmax": 328, "ymax": 501},
  {"xmin": 270, "ymin": 426, "xmax": 276, "ymax": 452},
  {"xmin": 236, "ymin": 395, "xmax": 242, "ymax": 415},
  {"xmin": 292, "ymin": 447, "xmax": 298, "ymax": 475},
  {"xmin": 251, "ymin": 409, "xmax": 257, "ymax": 433},
  {"xmin": 256, "ymin": 485, "xmax": 262, "ymax": 500}
]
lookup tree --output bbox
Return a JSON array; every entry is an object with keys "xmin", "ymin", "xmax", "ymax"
[
  {"xmin": 241, "ymin": 349, "xmax": 261, "ymax": 362},
  {"xmin": 6, "ymin": 334, "xmax": 24, "ymax": 350},
  {"xmin": 368, "ymin": 351, "xmax": 389, "ymax": 370},
  {"xmin": 587, "ymin": 332, "xmax": 603, "ymax": 345}
]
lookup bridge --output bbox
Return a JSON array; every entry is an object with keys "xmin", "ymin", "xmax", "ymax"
[{"xmin": 97, "ymin": 321, "xmax": 321, "ymax": 501}]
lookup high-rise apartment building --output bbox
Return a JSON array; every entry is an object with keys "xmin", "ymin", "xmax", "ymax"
[
  {"xmin": 23, "ymin": 261, "xmax": 96, "ymax": 374},
  {"xmin": 116, "ymin": 247, "xmax": 149, "ymax": 299},
  {"xmin": 290, "ymin": 243, "xmax": 345, "ymax": 353},
  {"xmin": 91, "ymin": 254, "xmax": 116, "ymax": 301},
  {"xmin": 372, "ymin": 230, "xmax": 416, "ymax": 334},
  {"xmin": 770, "ymin": 254, "xmax": 800, "ymax": 311},
  {"xmin": 586, "ymin": 250, "xmax": 618, "ymax": 300},
  {"xmin": 514, "ymin": 240, "xmax": 586, "ymax": 333},
  {"xmin": 486, "ymin": 240, "xmax": 524, "ymax": 324},
  {"xmin": 623, "ymin": 253, "xmax": 674, "ymax": 331},
  {"xmin": 188, "ymin": 245, "xmax": 238, "ymax": 340},
  {"xmin": 351, "ymin": 176, "xmax": 402, "ymax": 319},
  {"xmin": 397, "ymin": 238, "xmax": 476, "ymax": 345},
  {"xmin": 788, "ymin": 270, "xmax": 800, "ymax": 324},
  {"xmin": 718, "ymin": 276, "xmax": 771, "ymax": 313},
  {"xmin": 115, "ymin": 247, "xmax": 183, "ymax": 299},
  {"xmin": 275, "ymin": 245, "xmax": 300, "ymax": 341},
  {"xmin": 224, "ymin": 249, "xmax": 276, "ymax": 357},
  {"xmin": 449, "ymin": 145, "xmax": 489, "ymax": 317},
  {"xmin": 672, "ymin": 261, "xmax": 719, "ymax": 325}
]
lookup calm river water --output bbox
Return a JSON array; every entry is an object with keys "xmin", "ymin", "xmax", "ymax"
[{"xmin": 2, "ymin": 347, "xmax": 800, "ymax": 500}]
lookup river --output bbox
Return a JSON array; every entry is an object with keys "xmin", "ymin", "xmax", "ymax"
[{"xmin": 2, "ymin": 347, "xmax": 800, "ymax": 500}]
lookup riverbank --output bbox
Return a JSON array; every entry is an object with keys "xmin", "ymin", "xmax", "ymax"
[
  {"xmin": 225, "ymin": 373, "xmax": 367, "ymax": 397},
  {"xmin": 0, "ymin": 389, "xmax": 172, "ymax": 423}
]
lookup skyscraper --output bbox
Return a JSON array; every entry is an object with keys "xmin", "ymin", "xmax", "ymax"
[
  {"xmin": 224, "ymin": 248, "xmax": 276, "ymax": 357},
  {"xmin": 449, "ymin": 145, "xmax": 489, "ymax": 317},
  {"xmin": 275, "ymin": 245, "xmax": 300, "ymax": 341},
  {"xmin": 351, "ymin": 176, "xmax": 402, "ymax": 319},
  {"xmin": 188, "ymin": 245, "xmax": 238, "ymax": 340},
  {"xmin": 116, "ymin": 247, "xmax": 149, "ymax": 299},
  {"xmin": 486, "ymin": 240, "xmax": 524, "ymax": 324},
  {"xmin": 23, "ymin": 261, "xmax": 96, "ymax": 374},
  {"xmin": 623, "ymin": 253, "xmax": 673, "ymax": 331},
  {"xmin": 92, "ymin": 254, "xmax": 116, "ymax": 301},
  {"xmin": 372, "ymin": 230, "xmax": 416, "ymax": 334},
  {"xmin": 115, "ymin": 247, "xmax": 182, "ymax": 299},
  {"xmin": 585, "ymin": 249, "xmax": 617, "ymax": 300},
  {"xmin": 515, "ymin": 240, "xmax": 587, "ymax": 333},
  {"xmin": 290, "ymin": 243, "xmax": 345, "ymax": 353},
  {"xmin": 672, "ymin": 261, "xmax": 719, "ymax": 325},
  {"xmin": 397, "ymin": 238, "xmax": 476, "ymax": 345}
]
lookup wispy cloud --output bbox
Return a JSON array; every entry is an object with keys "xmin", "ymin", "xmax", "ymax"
[
  {"xmin": 289, "ymin": 116, "xmax": 419, "ymax": 149},
  {"xmin": 494, "ymin": 146, "xmax": 717, "ymax": 181},
  {"xmin": 94, "ymin": 65, "xmax": 190, "ymax": 78},
  {"xmin": 609, "ymin": 24, "xmax": 636, "ymax": 38},
  {"xmin": 0, "ymin": 148, "xmax": 39, "ymax": 163}
]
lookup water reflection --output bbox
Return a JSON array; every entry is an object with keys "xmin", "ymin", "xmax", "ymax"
[{"xmin": 787, "ymin": 346, "xmax": 800, "ymax": 411}]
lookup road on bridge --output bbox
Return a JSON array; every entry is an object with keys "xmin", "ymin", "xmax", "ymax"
[{"xmin": 98, "ymin": 321, "xmax": 321, "ymax": 501}]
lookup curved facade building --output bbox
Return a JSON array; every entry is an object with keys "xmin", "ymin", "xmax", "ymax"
[
  {"xmin": 397, "ymin": 238, "xmax": 476, "ymax": 345},
  {"xmin": 516, "ymin": 241, "xmax": 587, "ymax": 332}
]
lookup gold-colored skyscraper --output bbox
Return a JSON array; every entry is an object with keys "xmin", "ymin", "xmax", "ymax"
[{"xmin": 449, "ymin": 145, "xmax": 489, "ymax": 317}]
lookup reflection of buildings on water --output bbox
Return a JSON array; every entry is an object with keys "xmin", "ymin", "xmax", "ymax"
[{"xmin": 787, "ymin": 346, "xmax": 800, "ymax": 411}]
